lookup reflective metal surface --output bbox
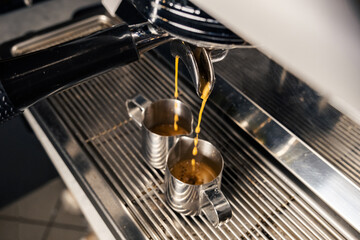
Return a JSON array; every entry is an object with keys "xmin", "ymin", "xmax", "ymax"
[
  {"xmin": 126, "ymin": 95, "xmax": 193, "ymax": 169},
  {"xmin": 215, "ymin": 48, "xmax": 360, "ymax": 190},
  {"xmin": 165, "ymin": 136, "xmax": 232, "ymax": 226},
  {"xmin": 25, "ymin": 110, "xmax": 118, "ymax": 240},
  {"xmin": 26, "ymin": 99, "xmax": 147, "ymax": 240},
  {"xmin": 11, "ymin": 15, "xmax": 122, "ymax": 56},
  {"xmin": 130, "ymin": 0, "xmax": 244, "ymax": 49},
  {"xmin": 212, "ymin": 48, "xmax": 360, "ymax": 235},
  {"xmin": 130, "ymin": 23, "xmax": 173, "ymax": 55},
  {"xmin": 211, "ymin": 72, "xmax": 360, "ymax": 234},
  {"xmin": 27, "ymin": 53, "xmax": 358, "ymax": 239}
]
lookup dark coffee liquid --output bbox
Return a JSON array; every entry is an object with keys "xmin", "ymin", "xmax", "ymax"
[
  {"xmin": 150, "ymin": 124, "xmax": 189, "ymax": 136},
  {"xmin": 170, "ymin": 159, "xmax": 217, "ymax": 185}
]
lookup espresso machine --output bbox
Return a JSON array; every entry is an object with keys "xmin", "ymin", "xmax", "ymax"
[{"xmin": 1, "ymin": 0, "xmax": 359, "ymax": 239}]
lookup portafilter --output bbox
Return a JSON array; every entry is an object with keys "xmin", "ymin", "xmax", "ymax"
[{"xmin": 0, "ymin": 0, "xmax": 244, "ymax": 123}]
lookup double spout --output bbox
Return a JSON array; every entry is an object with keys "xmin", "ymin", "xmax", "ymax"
[
  {"xmin": 170, "ymin": 41, "xmax": 228, "ymax": 98},
  {"xmin": 134, "ymin": 29, "xmax": 224, "ymax": 98}
]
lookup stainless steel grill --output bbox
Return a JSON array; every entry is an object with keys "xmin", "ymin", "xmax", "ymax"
[{"xmin": 42, "ymin": 55, "xmax": 348, "ymax": 239}]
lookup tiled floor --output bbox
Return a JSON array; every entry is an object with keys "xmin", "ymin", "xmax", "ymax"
[{"xmin": 0, "ymin": 178, "xmax": 90, "ymax": 240}]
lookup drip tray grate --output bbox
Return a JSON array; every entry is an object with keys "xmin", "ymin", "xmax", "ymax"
[{"xmin": 45, "ymin": 55, "xmax": 347, "ymax": 239}]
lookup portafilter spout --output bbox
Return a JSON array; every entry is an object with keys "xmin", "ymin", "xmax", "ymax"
[{"xmin": 170, "ymin": 41, "xmax": 226, "ymax": 98}]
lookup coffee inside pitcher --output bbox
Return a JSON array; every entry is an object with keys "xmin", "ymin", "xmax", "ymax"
[
  {"xmin": 170, "ymin": 158, "xmax": 218, "ymax": 185},
  {"xmin": 149, "ymin": 123, "xmax": 189, "ymax": 136}
]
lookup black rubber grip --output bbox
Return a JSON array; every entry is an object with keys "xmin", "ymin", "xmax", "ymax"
[
  {"xmin": 0, "ymin": 23, "xmax": 139, "ymax": 112},
  {"xmin": 0, "ymin": 82, "xmax": 20, "ymax": 123}
]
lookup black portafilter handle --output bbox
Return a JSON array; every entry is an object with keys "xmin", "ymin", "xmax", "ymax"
[{"xmin": 0, "ymin": 23, "xmax": 171, "ymax": 123}]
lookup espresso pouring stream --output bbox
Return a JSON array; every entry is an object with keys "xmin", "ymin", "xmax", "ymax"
[
  {"xmin": 174, "ymin": 56, "xmax": 180, "ymax": 132},
  {"xmin": 173, "ymin": 56, "xmax": 212, "ymax": 181}
]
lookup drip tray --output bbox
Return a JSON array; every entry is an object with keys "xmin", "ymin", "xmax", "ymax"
[{"xmin": 26, "ymin": 55, "xmax": 356, "ymax": 239}]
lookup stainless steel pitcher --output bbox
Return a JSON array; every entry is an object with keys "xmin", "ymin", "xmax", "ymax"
[
  {"xmin": 126, "ymin": 95, "xmax": 193, "ymax": 169},
  {"xmin": 165, "ymin": 136, "xmax": 232, "ymax": 227}
]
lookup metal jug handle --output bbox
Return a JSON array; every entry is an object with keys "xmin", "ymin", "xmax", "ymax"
[
  {"xmin": 126, "ymin": 95, "xmax": 151, "ymax": 127},
  {"xmin": 201, "ymin": 186, "xmax": 232, "ymax": 227}
]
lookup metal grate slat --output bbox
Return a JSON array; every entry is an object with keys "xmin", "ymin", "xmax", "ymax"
[
  {"xmin": 91, "ymin": 72, "xmax": 224, "ymax": 239},
  {"xmin": 136, "ymin": 57, "xmax": 348, "ymax": 239},
  {"xmin": 134, "ymin": 57, "xmax": 345, "ymax": 239},
  {"xmin": 214, "ymin": 50, "xmax": 360, "ymax": 188},
  {"xmin": 53, "ymin": 93, "xmax": 170, "ymax": 240},
  {"xmin": 64, "ymin": 90, "xmax": 192, "ymax": 240},
  {"xmin": 79, "ymin": 82, "xmax": 208, "ymax": 240},
  {"xmin": 47, "ymin": 54, "xmax": 348, "ymax": 239},
  {"xmin": 135, "ymin": 58, "xmax": 337, "ymax": 240}
]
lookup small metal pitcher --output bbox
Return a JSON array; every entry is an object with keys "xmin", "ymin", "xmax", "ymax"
[
  {"xmin": 126, "ymin": 95, "xmax": 193, "ymax": 169},
  {"xmin": 165, "ymin": 136, "xmax": 232, "ymax": 227}
]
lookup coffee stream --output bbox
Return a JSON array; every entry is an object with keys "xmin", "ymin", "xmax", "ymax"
[
  {"xmin": 150, "ymin": 56, "xmax": 190, "ymax": 137},
  {"xmin": 174, "ymin": 56, "xmax": 180, "ymax": 132},
  {"xmin": 192, "ymin": 82, "xmax": 211, "ymax": 157},
  {"xmin": 173, "ymin": 56, "xmax": 214, "ymax": 185}
]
